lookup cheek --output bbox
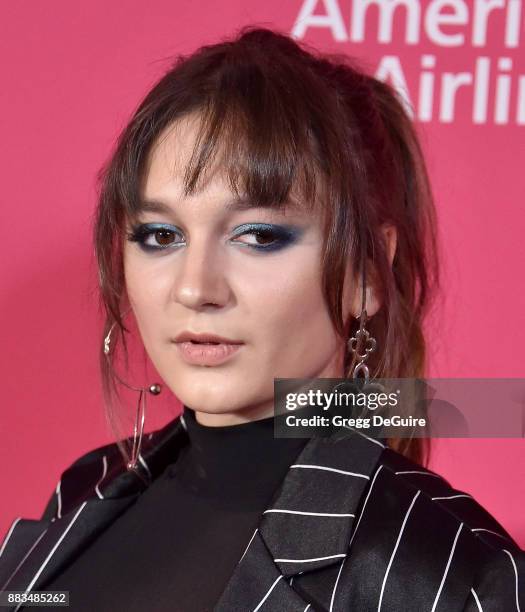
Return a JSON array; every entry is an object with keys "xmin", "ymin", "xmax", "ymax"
[
  {"xmin": 123, "ymin": 251, "xmax": 168, "ymax": 337},
  {"xmin": 125, "ymin": 240, "xmax": 179, "ymax": 288},
  {"xmin": 241, "ymin": 255, "xmax": 336, "ymax": 352}
]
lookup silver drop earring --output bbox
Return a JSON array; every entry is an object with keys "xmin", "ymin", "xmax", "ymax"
[
  {"xmin": 103, "ymin": 311, "xmax": 162, "ymax": 478},
  {"xmin": 347, "ymin": 308, "xmax": 377, "ymax": 381},
  {"xmin": 347, "ymin": 259, "xmax": 377, "ymax": 382}
]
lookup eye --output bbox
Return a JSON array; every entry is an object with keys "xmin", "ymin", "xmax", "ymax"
[
  {"xmin": 126, "ymin": 223, "xmax": 184, "ymax": 251},
  {"xmin": 126, "ymin": 222, "xmax": 303, "ymax": 253},
  {"xmin": 230, "ymin": 223, "xmax": 302, "ymax": 252},
  {"xmin": 234, "ymin": 228, "xmax": 278, "ymax": 247}
]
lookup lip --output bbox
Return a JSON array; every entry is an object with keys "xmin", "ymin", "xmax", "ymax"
[
  {"xmin": 172, "ymin": 331, "xmax": 244, "ymax": 366},
  {"xmin": 174, "ymin": 341, "xmax": 243, "ymax": 366},
  {"xmin": 173, "ymin": 331, "xmax": 243, "ymax": 344}
]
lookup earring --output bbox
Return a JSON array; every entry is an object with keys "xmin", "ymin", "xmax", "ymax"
[
  {"xmin": 103, "ymin": 312, "xmax": 162, "ymax": 480},
  {"xmin": 346, "ymin": 254, "xmax": 378, "ymax": 382},
  {"xmin": 330, "ymin": 308, "xmax": 378, "ymax": 417},
  {"xmin": 347, "ymin": 308, "xmax": 377, "ymax": 382}
]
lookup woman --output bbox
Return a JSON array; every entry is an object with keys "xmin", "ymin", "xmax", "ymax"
[{"xmin": 1, "ymin": 26, "xmax": 523, "ymax": 612}]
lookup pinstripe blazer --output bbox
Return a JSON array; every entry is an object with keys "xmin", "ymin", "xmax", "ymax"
[{"xmin": 1, "ymin": 413, "xmax": 524, "ymax": 612}]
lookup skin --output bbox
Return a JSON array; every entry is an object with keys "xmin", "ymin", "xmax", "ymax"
[{"xmin": 123, "ymin": 113, "xmax": 397, "ymax": 426}]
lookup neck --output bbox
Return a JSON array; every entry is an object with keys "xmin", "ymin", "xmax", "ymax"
[{"xmin": 191, "ymin": 402, "xmax": 276, "ymax": 427}]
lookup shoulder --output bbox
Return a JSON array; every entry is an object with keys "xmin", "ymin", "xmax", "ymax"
[
  {"xmin": 39, "ymin": 425, "xmax": 167, "ymax": 522},
  {"xmin": 373, "ymin": 444, "xmax": 520, "ymax": 549},
  {"xmin": 38, "ymin": 438, "xmax": 124, "ymax": 521},
  {"xmin": 37, "ymin": 413, "xmax": 189, "ymax": 522},
  {"xmin": 353, "ymin": 442, "xmax": 524, "ymax": 609}
]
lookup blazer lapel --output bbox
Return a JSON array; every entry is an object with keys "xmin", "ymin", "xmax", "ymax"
[
  {"xmin": 214, "ymin": 528, "xmax": 315, "ymax": 611},
  {"xmin": 214, "ymin": 426, "xmax": 385, "ymax": 610},
  {"xmin": 1, "ymin": 495, "xmax": 140, "ymax": 603}
]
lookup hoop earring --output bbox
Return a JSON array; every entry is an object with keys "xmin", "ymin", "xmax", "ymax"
[{"xmin": 103, "ymin": 311, "xmax": 162, "ymax": 479}]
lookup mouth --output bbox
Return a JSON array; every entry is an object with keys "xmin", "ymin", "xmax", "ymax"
[
  {"xmin": 173, "ymin": 331, "xmax": 244, "ymax": 345},
  {"xmin": 174, "ymin": 339, "xmax": 244, "ymax": 366}
]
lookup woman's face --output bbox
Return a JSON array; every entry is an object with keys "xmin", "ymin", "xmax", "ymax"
[{"xmin": 123, "ymin": 114, "xmax": 354, "ymax": 425}]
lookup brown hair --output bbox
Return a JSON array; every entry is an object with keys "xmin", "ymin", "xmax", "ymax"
[{"xmin": 93, "ymin": 25, "xmax": 440, "ymax": 467}]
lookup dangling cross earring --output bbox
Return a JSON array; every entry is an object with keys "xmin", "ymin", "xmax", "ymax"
[
  {"xmin": 103, "ymin": 311, "xmax": 162, "ymax": 480},
  {"xmin": 347, "ymin": 308, "xmax": 377, "ymax": 381},
  {"xmin": 347, "ymin": 258, "xmax": 377, "ymax": 382}
]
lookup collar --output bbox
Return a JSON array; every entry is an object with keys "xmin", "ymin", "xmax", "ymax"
[{"xmin": 173, "ymin": 405, "xmax": 310, "ymax": 505}]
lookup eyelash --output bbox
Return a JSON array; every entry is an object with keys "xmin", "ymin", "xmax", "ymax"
[{"xmin": 125, "ymin": 223, "xmax": 301, "ymax": 253}]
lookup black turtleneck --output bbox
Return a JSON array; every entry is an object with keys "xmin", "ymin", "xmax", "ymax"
[{"xmin": 44, "ymin": 405, "xmax": 309, "ymax": 611}]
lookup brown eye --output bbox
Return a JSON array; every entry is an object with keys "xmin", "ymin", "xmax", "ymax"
[
  {"xmin": 126, "ymin": 224, "xmax": 184, "ymax": 251},
  {"xmin": 252, "ymin": 231, "xmax": 276, "ymax": 245},
  {"xmin": 236, "ymin": 229, "xmax": 278, "ymax": 247},
  {"xmin": 230, "ymin": 223, "xmax": 300, "ymax": 252},
  {"xmin": 155, "ymin": 230, "xmax": 175, "ymax": 246}
]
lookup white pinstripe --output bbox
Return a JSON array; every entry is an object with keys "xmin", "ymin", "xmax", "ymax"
[
  {"xmin": 94, "ymin": 455, "xmax": 108, "ymax": 499},
  {"xmin": 291, "ymin": 464, "xmax": 370, "ymax": 479},
  {"xmin": 327, "ymin": 464, "xmax": 386, "ymax": 611},
  {"xmin": 341, "ymin": 424, "xmax": 386, "ymax": 448},
  {"xmin": 252, "ymin": 575, "xmax": 283, "ymax": 611},
  {"xmin": 303, "ymin": 604, "xmax": 311, "ymax": 611},
  {"xmin": 471, "ymin": 587, "xmax": 483, "ymax": 611},
  {"xmin": 1, "ymin": 528, "xmax": 49, "ymax": 591},
  {"xmin": 329, "ymin": 549, "xmax": 346, "ymax": 612},
  {"xmin": 502, "ymin": 549, "xmax": 521, "ymax": 612},
  {"xmin": 263, "ymin": 509, "xmax": 355, "ymax": 518},
  {"xmin": 378, "ymin": 490, "xmax": 421, "ymax": 611},
  {"xmin": 239, "ymin": 528, "xmax": 258, "ymax": 563},
  {"xmin": 14, "ymin": 501, "xmax": 89, "ymax": 612},
  {"xmin": 275, "ymin": 553, "xmax": 347, "ymax": 563},
  {"xmin": 395, "ymin": 470, "xmax": 444, "ymax": 479},
  {"xmin": 348, "ymin": 465, "xmax": 384, "ymax": 550},
  {"xmin": 472, "ymin": 528, "xmax": 514, "ymax": 543},
  {"xmin": 431, "ymin": 494, "xmax": 473, "ymax": 501},
  {"xmin": 0, "ymin": 517, "xmax": 22, "ymax": 558},
  {"xmin": 430, "ymin": 522, "xmax": 464, "ymax": 612}
]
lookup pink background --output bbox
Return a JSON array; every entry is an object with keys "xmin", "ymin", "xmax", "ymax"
[{"xmin": 1, "ymin": 2, "xmax": 524, "ymax": 546}]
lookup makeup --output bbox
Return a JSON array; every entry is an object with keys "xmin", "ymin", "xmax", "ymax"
[{"xmin": 126, "ymin": 222, "xmax": 304, "ymax": 253}]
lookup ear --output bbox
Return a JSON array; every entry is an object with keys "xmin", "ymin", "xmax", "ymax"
[
  {"xmin": 346, "ymin": 223, "xmax": 397, "ymax": 318},
  {"xmin": 382, "ymin": 223, "xmax": 397, "ymax": 267}
]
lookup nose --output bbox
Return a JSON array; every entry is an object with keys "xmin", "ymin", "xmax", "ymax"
[{"xmin": 171, "ymin": 238, "xmax": 231, "ymax": 310}]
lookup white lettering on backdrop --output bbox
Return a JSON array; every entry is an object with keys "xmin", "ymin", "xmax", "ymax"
[{"xmin": 291, "ymin": 0, "xmax": 524, "ymax": 124}]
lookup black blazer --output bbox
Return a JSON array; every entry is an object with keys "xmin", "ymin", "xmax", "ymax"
[{"xmin": 1, "ymin": 414, "xmax": 523, "ymax": 611}]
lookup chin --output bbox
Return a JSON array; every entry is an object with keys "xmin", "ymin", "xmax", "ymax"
[{"xmin": 168, "ymin": 380, "xmax": 245, "ymax": 412}]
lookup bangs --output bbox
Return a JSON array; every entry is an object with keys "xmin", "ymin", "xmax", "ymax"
[{"xmin": 127, "ymin": 54, "xmax": 330, "ymax": 222}]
